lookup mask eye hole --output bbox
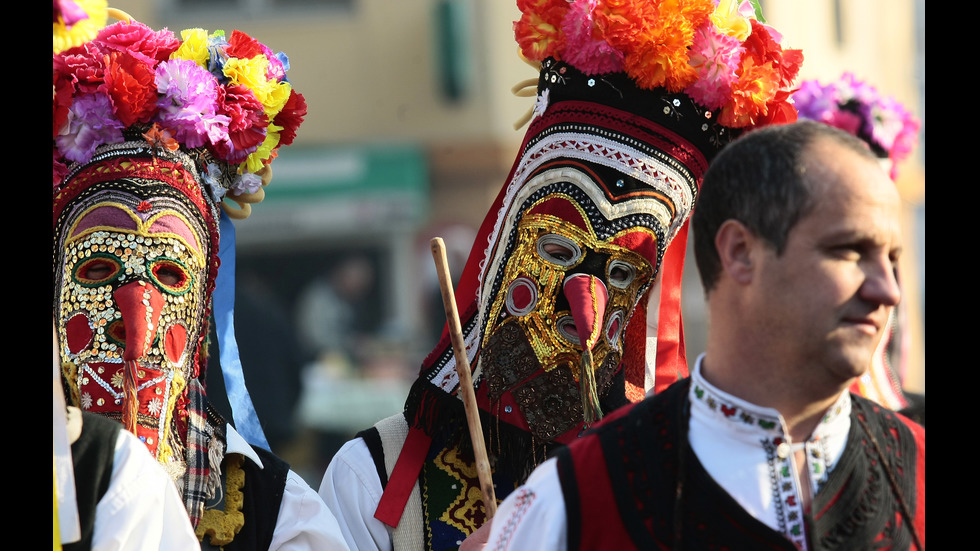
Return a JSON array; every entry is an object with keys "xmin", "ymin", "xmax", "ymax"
[
  {"xmin": 537, "ymin": 235, "xmax": 582, "ymax": 267},
  {"xmin": 150, "ymin": 259, "xmax": 192, "ymax": 294},
  {"xmin": 75, "ymin": 255, "xmax": 122, "ymax": 287},
  {"xmin": 607, "ymin": 260, "xmax": 637, "ymax": 289}
]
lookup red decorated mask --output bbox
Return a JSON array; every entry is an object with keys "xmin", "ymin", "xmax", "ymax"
[{"xmin": 55, "ymin": 160, "xmax": 215, "ymax": 473}]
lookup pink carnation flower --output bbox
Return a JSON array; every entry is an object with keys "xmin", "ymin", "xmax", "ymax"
[
  {"xmin": 685, "ymin": 21, "xmax": 740, "ymax": 110},
  {"xmin": 561, "ymin": 0, "xmax": 623, "ymax": 75},
  {"xmin": 95, "ymin": 20, "xmax": 179, "ymax": 66}
]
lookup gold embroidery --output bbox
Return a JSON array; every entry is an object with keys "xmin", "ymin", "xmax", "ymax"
[
  {"xmin": 435, "ymin": 446, "xmax": 487, "ymax": 534},
  {"xmin": 195, "ymin": 454, "xmax": 245, "ymax": 547}
]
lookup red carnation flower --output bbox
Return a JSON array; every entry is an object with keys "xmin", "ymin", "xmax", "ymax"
[
  {"xmin": 215, "ymin": 84, "xmax": 269, "ymax": 163},
  {"xmin": 102, "ymin": 51, "xmax": 158, "ymax": 127},
  {"xmin": 53, "ymin": 69, "xmax": 75, "ymax": 137},
  {"xmin": 53, "ymin": 150, "xmax": 69, "ymax": 189},
  {"xmin": 272, "ymin": 90, "xmax": 307, "ymax": 146},
  {"xmin": 755, "ymin": 90, "xmax": 799, "ymax": 127},
  {"xmin": 226, "ymin": 30, "xmax": 265, "ymax": 59},
  {"xmin": 742, "ymin": 20, "xmax": 802, "ymax": 89},
  {"xmin": 54, "ymin": 41, "xmax": 107, "ymax": 95}
]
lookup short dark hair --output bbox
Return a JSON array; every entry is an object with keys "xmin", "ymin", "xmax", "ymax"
[{"xmin": 692, "ymin": 120, "xmax": 879, "ymax": 293}]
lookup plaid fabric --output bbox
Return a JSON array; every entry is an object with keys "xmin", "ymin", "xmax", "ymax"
[{"xmin": 183, "ymin": 378, "xmax": 216, "ymax": 527}]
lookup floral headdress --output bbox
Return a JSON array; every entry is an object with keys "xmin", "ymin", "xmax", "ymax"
[
  {"xmin": 53, "ymin": 9, "xmax": 308, "ymax": 218},
  {"xmin": 514, "ymin": 0, "xmax": 803, "ymax": 130},
  {"xmin": 793, "ymin": 72, "xmax": 920, "ymax": 180}
]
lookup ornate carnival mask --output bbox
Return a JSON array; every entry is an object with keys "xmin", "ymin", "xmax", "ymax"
[
  {"xmin": 478, "ymin": 160, "xmax": 666, "ymax": 442},
  {"xmin": 55, "ymin": 155, "xmax": 216, "ymax": 473}
]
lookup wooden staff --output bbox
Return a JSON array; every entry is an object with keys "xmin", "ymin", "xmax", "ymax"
[{"xmin": 430, "ymin": 237, "xmax": 497, "ymax": 519}]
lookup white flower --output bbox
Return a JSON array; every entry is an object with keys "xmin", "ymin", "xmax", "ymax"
[
  {"xmin": 147, "ymin": 398, "xmax": 163, "ymax": 416},
  {"xmin": 203, "ymin": 162, "xmax": 227, "ymax": 200},
  {"xmin": 533, "ymin": 89, "xmax": 550, "ymax": 120},
  {"xmin": 81, "ymin": 393, "xmax": 93, "ymax": 410},
  {"xmin": 231, "ymin": 172, "xmax": 262, "ymax": 195}
]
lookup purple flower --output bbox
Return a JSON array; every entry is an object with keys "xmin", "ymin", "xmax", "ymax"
[
  {"xmin": 54, "ymin": 0, "xmax": 89, "ymax": 27},
  {"xmin": 55, "ymin": 93, "xmax": 126, "ymax": 164},
  {"xmin": 155, "ymin": 58, "xmax": 230, "ymax": 149},
  {"xmin": 793, "ymin": 73, "xmax": 920, "ymax": 179},
  {"xmin": 231, "ymin": 171, "xmax": 262, "ymax": 195},
  {"xmin": 793, "ymin": 80, "xmax": 838, "ymax": 122}
]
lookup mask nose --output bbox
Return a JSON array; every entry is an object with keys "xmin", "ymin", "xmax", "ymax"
[
  {"xmin": 112, "ymin": 280, "xmax": 165, "ymax": 361},
  {"xmin": 563, "ymin": 273, "xmax": 609, "ymax": 350}
]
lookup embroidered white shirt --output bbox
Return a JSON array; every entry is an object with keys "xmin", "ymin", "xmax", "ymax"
[
  {"xmin": 688, "ymin": 355, "xmax": 851, "ymax": 550},
  {"xmin": 481, "ymin": 354, "xmax": 852, "ymax": 551}
]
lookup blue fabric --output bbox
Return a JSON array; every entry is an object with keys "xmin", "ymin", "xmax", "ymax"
[{"xmin": 214, "ymin": 211, "xmax": 271, "ymax": 451}]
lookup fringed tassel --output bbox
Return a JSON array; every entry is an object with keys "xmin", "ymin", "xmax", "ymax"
[
  {"xmin": 206, "ymin": 433, "xmax": 224, "ymax": 502},
  {"xmin": 121, "ymin": 359, "xmax": 139, "ymax": 434},
  {"xmin": 580, "ymin": 348, "xmax": 602, "ymax": 426}
]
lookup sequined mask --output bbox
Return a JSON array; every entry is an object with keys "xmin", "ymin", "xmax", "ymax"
[
  {"xmin": 478, "ymin": 161, "xmax": 663, "ymax": 442},
  {"xmin": 56, "ymin": 178, "xmax": 211, "ymax": 469}
]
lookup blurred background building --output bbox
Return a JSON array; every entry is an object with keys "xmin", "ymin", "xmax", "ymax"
[{"xmin": 112, "ymin": 0, "xmax": 925, "ymax": 486}]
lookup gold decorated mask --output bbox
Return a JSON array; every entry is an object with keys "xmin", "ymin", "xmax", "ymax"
[{"xmin": 478, "ymin": 161, "xmax": 664, "ymax": 442}]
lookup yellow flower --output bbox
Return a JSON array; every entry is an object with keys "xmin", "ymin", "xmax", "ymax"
[
  {"xmin": 710, "ymin": 0, "xmax": 752, "ymax": 41},
  {"xmin": 243, "ymin": 123, "xmax": 282, "ymax": 173},
  {"xmin": 224, "ymin": 56, "xmax": 273, "ymax": 105},
  {"xmin": 173, "ymin": 28, "xmax": 210, "ymax": 68},
  {"xmin": 263, "ymin": 81, "xmax": 292, "ymax": 120},
  {"xmin": 53, "ymin": 0, "xmax": 108, "ymax": 55}
]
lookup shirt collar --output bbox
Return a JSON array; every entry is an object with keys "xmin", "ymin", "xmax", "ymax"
[
  {"xmin": 225, "ymin": 423, "xmax": 265, "ymax": 469},
  {"xmin": 689, "ymin": 354, "xmax": 851, "ymax": 444}
]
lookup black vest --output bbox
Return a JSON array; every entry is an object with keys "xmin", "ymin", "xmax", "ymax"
[
  {"xmin": 201, "ymin": 446, "xmax": 291, "ymax": 551},
  {"xmin": 64, "ymin": 411, "xmax": 121, "ymax": 551},
  {"xmin": 556, "ymin": 379, "xmax": 923, "ymax": 550}
]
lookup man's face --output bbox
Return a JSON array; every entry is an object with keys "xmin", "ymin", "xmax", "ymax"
[
  {"xmin": 751, "ymin": 138, "xmax": 902, "ymax": 387},
  {"xmin": 56, "ymin": 185, "xmax": 210, "ymax": 458}
]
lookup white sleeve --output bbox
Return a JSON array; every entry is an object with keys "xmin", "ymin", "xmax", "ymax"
[
  {"xmin": 318, "ymin": 437, "xmax": 393, "ymax": 551},
  {"xmin": 91, "ymin": 429, "xmax": 201, "ymax": 551},
  {"xmin": 483, "ymin": 458, "xmax": 568, "ymax": 551},
  {"xmin": 268, "ymin": 468, "xmax": 351, "ymax": 551}
]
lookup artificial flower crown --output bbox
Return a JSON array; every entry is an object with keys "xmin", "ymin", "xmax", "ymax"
[
  {"xmin": 514, "ymin": 0, "xmax": 803, "ymax": 130},
  {"xmin": 793, "ymin": 72, "xmax": 920, "ymax": 180},
  {"xmin": 53, "ymin": 9, "xmax": 308, "ymax": 211}
]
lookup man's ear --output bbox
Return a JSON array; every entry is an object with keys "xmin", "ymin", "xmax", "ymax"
[{"xmin": 714, "ymin": 220, "xmax": 756, "ymax": 286}]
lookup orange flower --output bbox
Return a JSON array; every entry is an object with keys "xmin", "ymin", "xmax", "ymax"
[
  {"xmin": 515, "ymin": 0, "xmax": 570, "ymax": 61},
  {"xmin": 718, "ymin": 57, "xmax": 779, "ymax": 127},
  {"xmin": 601, "ymin": 0, "xmax": 711, "ymax": 91},
  {"xmin": 103, "ymin": 51, "xmax": 157, "ymax": 127},
  {"xmin": 143, "ymin": 124, "xmax": 180, "ymax": 152}
]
